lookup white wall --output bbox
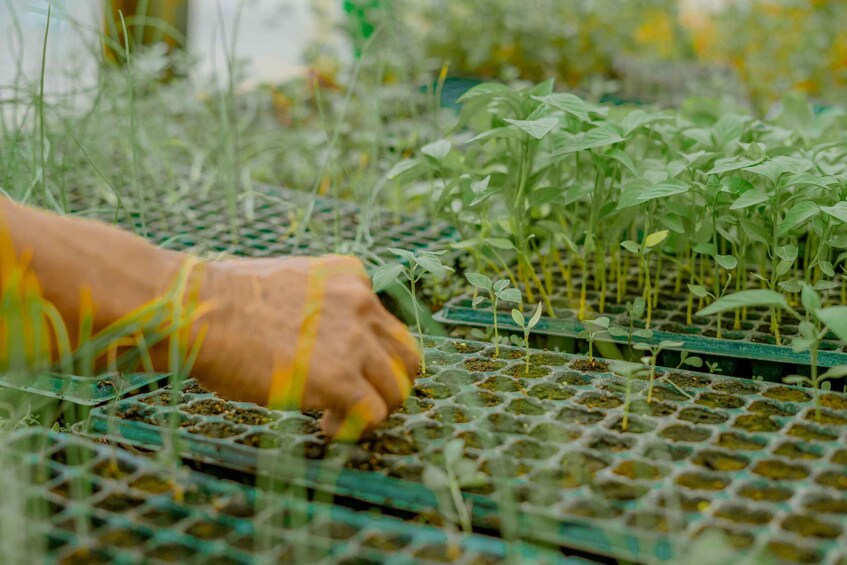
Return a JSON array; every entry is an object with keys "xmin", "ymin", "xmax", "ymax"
[{"xmin": 0, "ymin": 0, "xmax": 336, "ymax": 93}]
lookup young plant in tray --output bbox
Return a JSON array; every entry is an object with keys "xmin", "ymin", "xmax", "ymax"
[
  {"xmin": 372, "ymin": 249, "xmax": 454, "ymax": 374},
  {"xmin": 635, "ymin": 340, "xmax": 684, "ymax": 404},
  {"xmin": 465, "ymin": 273, "xmax": 522, "ymax": 357},
  {"xmin": 511, "ymin": 303, "xmax": 543, "ymax": 374},
  {"xmin": 699, "ymin": 286, "xmax": 847, "ymax": 419},
  {"xmin": 422, "ymin": 439, "xmax": 486, "ymax": 534},
  {"xmin": 580, "ymin": 317, "xmax": 612, "ymax": 363}
]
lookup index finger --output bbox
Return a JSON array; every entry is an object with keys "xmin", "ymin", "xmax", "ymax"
[{"xmin": 372, "ymin": 313, "xmax": 421, "ymax": 384}]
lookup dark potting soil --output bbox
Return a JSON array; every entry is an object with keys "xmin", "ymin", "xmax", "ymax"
[
  {"xmin": 737, "ymin": 483, "xmax": 793, "ymax": 503},
  {"xmin": 570, "ymin": 359, "xmax": 609, "ymax": 373}
]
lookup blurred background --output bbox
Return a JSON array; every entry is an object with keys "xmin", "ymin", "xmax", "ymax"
[{"xmin": 0, "ymin": 0, "xmax": 844, "ymax": 215}]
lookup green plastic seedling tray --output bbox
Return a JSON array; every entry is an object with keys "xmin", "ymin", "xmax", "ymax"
[
  {"xmin": 69, "ymin": 184, "xmax": 456, "ymax": 265},
  {"xmin": 9, "ymin": 428, "xmax": 573, "ymax": 565},
  {"xmin": 0, "ymin": 371, "xmax": 168, "ymax": 406},
  {"xmin": 89, "ymin": 337, "xmax": 847, "ymax": 564},
  {"xmin": 435, "ymin": 256, "xmax": 847, "ymax": 369}
]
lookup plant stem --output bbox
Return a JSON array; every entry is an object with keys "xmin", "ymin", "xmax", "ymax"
[
  {"xmin": 493, "ymin": 294, "xmax": 499, "ymax": 358},
  {"xmin": 410, "ymin": 274, "xmax": 425, "ymax": 374},
  {"xmin": 647, "ymin": 353, "xmax": 658, "ymax": 403}
]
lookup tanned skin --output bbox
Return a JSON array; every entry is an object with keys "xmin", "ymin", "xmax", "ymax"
[{"xmin": 0, "ymin": 199, "xmax": 420, "ymax": 439}]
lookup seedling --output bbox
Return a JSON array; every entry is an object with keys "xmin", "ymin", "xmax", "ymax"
[
  {"xmin": 422, "ymin": 439, "xmax": 486, "ymax": 534},
  {"xmin": 465, "ymin": 273, "xmax": 522, "ymax": 357},
  {"xmin": 579, "ymin": 317, "xmax": 611, "ymax": 362},
  {"xmin": 608, "ymin": 297, "xmax": 654, "ymax": 359},
  {"xmin": 511, "ymin": 303, "xmax": 543, "ymax": 373},
  {"xmin": 372, "ymin": 249, "xmax": 454, "ymax": 374},
  {"xmin": 609, "ymin": 360, "xmax": 648, "ymax": 432},
  {"xmin": 698, "ymin": 286, "xmax": 847, "ymax": 419},
  {"xmin": 634, "ymin": 340, "xmax": 684, "ymax": 403},
  {"xmin": 676, "ymin": 351, "xmax": 703, "ymax": 371}
]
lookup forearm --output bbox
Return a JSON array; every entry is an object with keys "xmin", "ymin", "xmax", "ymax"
[{"xmin": 0, "ymin": 198, "xmax": 187, "ymax": 347}]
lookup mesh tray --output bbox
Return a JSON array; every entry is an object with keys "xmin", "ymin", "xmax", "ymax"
[
  {"xmin": 0, "ymin": 371, "xmax": 168, "ymax": 407},
  {"xmin": 68, "ymin": 184, "xmax": 456, "ymax": 264},
  {"xmin": 10, "ymin": 185, "xmax": 455, "ymax": 406},
  {"xmin": 9, "ymin": 428, "xmax": 571, "ymax": 565},
  {"xmin": 435, "ymin": 256, "xmax": 847, "ymax": 368},
  {"xmin": 89, "ymin": 338, "xmax": 847, "ymax": 564}
]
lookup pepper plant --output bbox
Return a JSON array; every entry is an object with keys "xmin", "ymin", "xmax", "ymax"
[
  {"xmin": 698, "ymin": 287, "xmax": 847, "ymax": 419},
  {"xmin": 511, "ymin": 303, "xmax": 543, "ymax": 373},
  {"xmin": 372, "ymin": 249, "xmax": 454, "ymax": 374},
  {"xmin": 465, "ymin": 273, "xmax": 521, "ymax": 357}
]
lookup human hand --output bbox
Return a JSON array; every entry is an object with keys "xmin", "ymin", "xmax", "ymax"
[{"xmin": 192, "ymin": 255, "xmax": 420, "ymax": 441}]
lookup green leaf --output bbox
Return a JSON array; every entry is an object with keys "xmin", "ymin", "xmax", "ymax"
[
  {"xmin": 801, "ymin": 285, "xmax": 821, "ymax": 313},
  {"xmin": 371, "ymin": 264, "xmax": 404, "ymax": 293},
  {"xmin": 820, "ymin": 365, "xmax": 847, "ymax": 380},
  {"xmin": 730, "ymin": 187, "xmax": 769, "ymax": 210},
  {"xmin": 659, "ymin": 340, "xmax": 684, "ymax": 349},
  {"xmin": 778, "ymin": 280, "xmax": 803, "ymax": 293},
  {"xmin": 608, "ymin": 326, "xmax": 628, "ymax": 338},
  {"xmin": 531, "ymin": 93, "xmax": 590, "ymax": 122},
  {"xmin": 708, "ymin": 157, "xmax": 762, "ymax": 175},
  {"xmin": 660, "ymin": 214, "xmax": 685, "ymax": 234},
  {"xmin": 553, "ymin": 125, "xmax": 624, "ymax": 155},
  {"xmin": 528, "ymin": 303, "xmax": 543, "ymax": 329},
  {"xmin": 387, "ymin": 247, "xmax": 416, "ymax": 262},
  {"xmin": 493, "ymin": 279, "xmax": 510, "ymax": 293},
  {"xmin": 820, "ymin": 261, "xmax": 836, "ymax": 277},
  {"xmin": 466, "ymin": 126, "xmax": 525, "ymax": 144},
  {"xmin": 688, "ymin": 284, "xmax": 711, "ymax": 299},
  {"xmin": 816, "ymin": 306, "xmax": 847, "ymax": 343},
  {"xmin": 420, "ymin": 140, "xmax": 451, "ymax": 160},
  {"xmin": 776, "ymin": 260, "xmax": 793, "ymax": 278},
  {"xmin": 498, "ymin": 288, "xmax": 522, "ymax": 304},
  {"xmin": 813, "ymin": 280, "xmax": 838, "ymax": 291},
  {"xmin": 633, "ymin": 329, "xmax": 654, "ymax": 339},
  {"xmin": 465, "ymin": 272, "xmax": 493, "ymax": 291},
  {"xmin": 620, "ymin": 240, "xmax": 640, "ymax": 254},
  {"xmin": 821, "ymin": 201, "xmax": 847, "ymax": 224},
  {"xmin": 715, "ymin": 255, "xmax": 737, "ymax": 271},
  {"xmin": 511, "ymin": 309, "xmax": 525, "ymax": 327},
  {"xmin": 637, "ymin": 180, "xmax": 690, "ymax": 203},
  {"xmin": 593, "ymin": 316, "xmax": 611, "ymax": 329},
  {"xmin": 472, "ymin": 296, "xmax": 486, "ymax": 307},
  {"xmin": 644, "ymin": 230, "xmax": 669, "ymax": 248},
  {"xmin": 779, "ymin": 201, "xmax": 821, "ymax": 236},
  {"xmin": 503, "ymin": 117, "xmax": 559, "ymax": 140},
  {"xmin": 388, "ymin": 159, "xmax": 422, "ymax": 179},
  {"xmin": 776, "ymin": 244, "xmax": 798, "ymax": 263},
  {"xmin": 782, "ymin": 375, "xmax": 809, "ymax": 386},
  {"xmin": 697, "ymin": 290, "xmax": 789, "ymax": 317},
  {"xmin": 605, "ymin": 149, "xmax": 639, "ymax": 176},
  {"xmin": 417, "ymin": 256, "xmax": 449, "ymax": 279},
  {"xmin": 683, "ymin": 356, "xmax": 704, "ymax": 368},
  {"xmin": 485, "ymin": 238, "xmax": 515, "ymax": 251}
]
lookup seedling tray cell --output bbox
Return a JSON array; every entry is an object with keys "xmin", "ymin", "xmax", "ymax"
[
  {"xmin": 69, "ymin": 184, "xmax": 456, "ymax": 264},
  {"xmin": 9, "ymin": 428, "xmax": 569, "ymax": 564},
  {"xmin": 436, "ymin": 257, "xmax": 847, "ymax": 368},
  {"xmin": 89, "ymin": 337, "xmax": 847, "ymax": 564},
  {"xmin": 0, "ymin": 371, "xmax": 168, "ymax": 406}
]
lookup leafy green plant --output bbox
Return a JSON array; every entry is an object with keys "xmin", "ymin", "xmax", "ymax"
[
  {"xmin": 511, "ymin": 303, "xmax": 543, "ymax": 373},
  {"xmin": 609, "ymin": 360, "xmax": 647, "ymax": 433},
  {"xmin": 372, "ymin": 249, "xmax": 454, "ymax": 374},
  {"xmin": 698, "ymin": 287, "xmax": 847, "ymax": 419},
  {"xmin": 422, "ymin": 439, "xmax": 486, "ymax": 534},
  {"xmin": 465, "ymin": 273, "xmax": 522, "ymax": 357},
  {"xmin": 579, "ymin": 317, "xmax": 611, "ymax": 362},
  {"xmin": 634, "ymin": 340, "xmax": 684, "ymax": 403}
]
